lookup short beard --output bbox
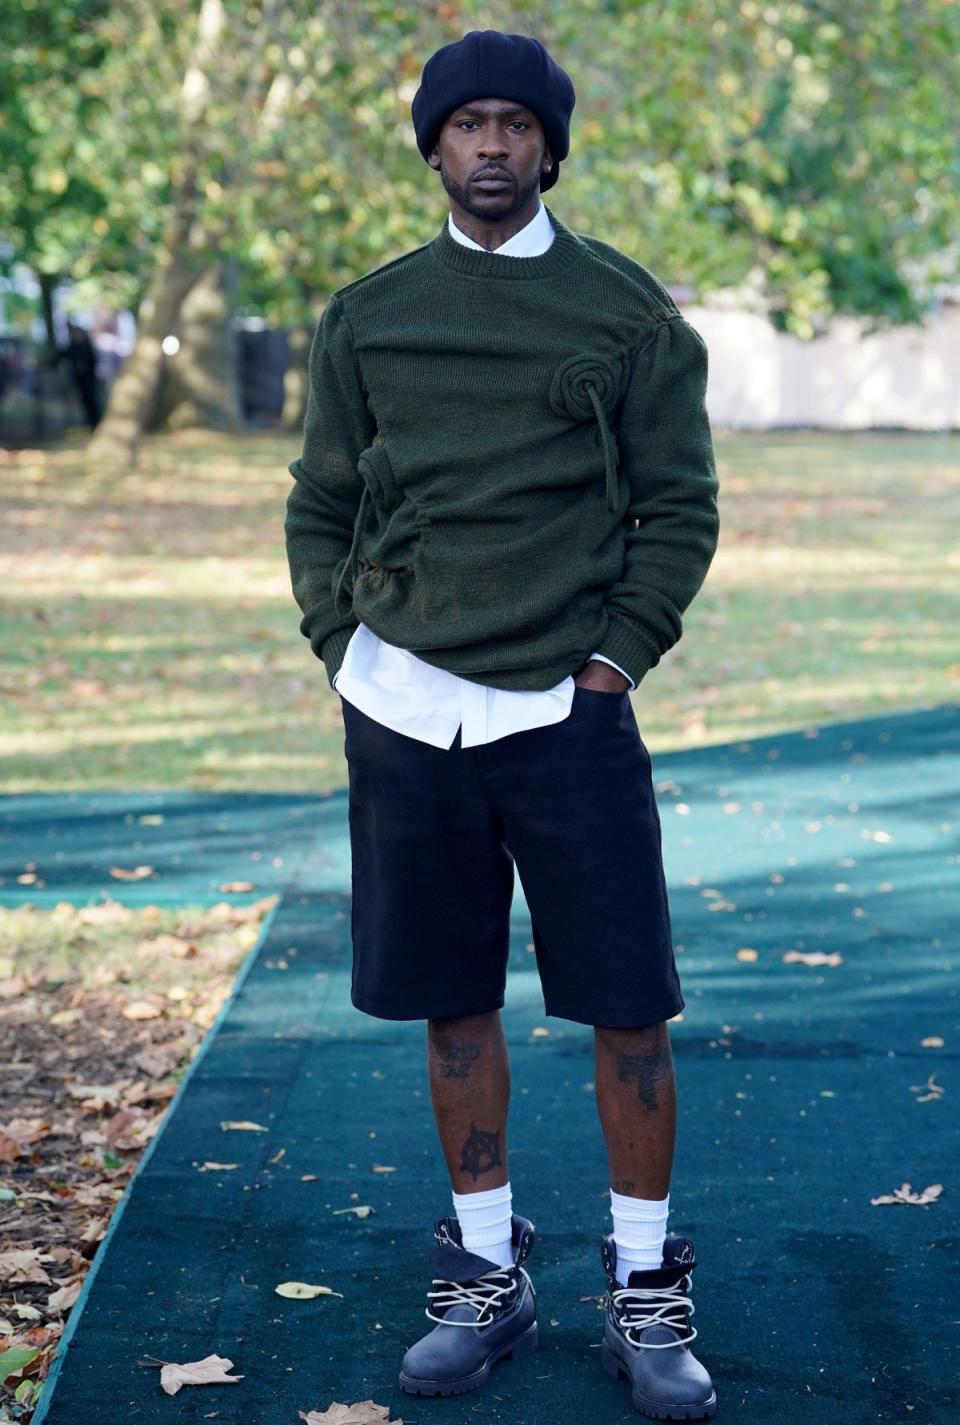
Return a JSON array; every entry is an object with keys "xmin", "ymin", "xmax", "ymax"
[{"xmin": 439, "ymin": 161, "xmax": 543, "ymax": 225}]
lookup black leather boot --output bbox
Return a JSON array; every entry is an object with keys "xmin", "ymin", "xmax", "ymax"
[
  {"xmin": 398, "ymin": 1212, "xmax": 538, "ymax": 1397},
  {"xmin": 600, "ymin": 1232, "xmax": 717, "ymax": 1420}
]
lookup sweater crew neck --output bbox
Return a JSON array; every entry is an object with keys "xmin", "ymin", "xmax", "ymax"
[{"xmin": 430, "ymin": 203, "xmax": 584, "ymax": 279}]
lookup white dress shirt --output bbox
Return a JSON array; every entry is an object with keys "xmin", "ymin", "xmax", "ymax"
[{"xmin": 333, "ymin": 199, "xmax": 634, "ymax": 749}]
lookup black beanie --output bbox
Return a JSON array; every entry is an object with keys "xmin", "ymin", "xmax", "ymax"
[{"xmin": 411, "ymin": 29, "xmax": 576, "ymax": 193}]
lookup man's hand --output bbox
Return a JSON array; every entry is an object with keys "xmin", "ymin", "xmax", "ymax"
[{"xmin": 573, "ymin": 658, "xmax": 631, "ymax": 693}]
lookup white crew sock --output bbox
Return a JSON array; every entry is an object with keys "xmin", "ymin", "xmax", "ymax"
[
  {"xmin": 610, "ymin": 1187, "xmax": 670, "ymax": 1286},
  {"xmin": 452, "ymin": 1180, "xmax": 515, "ymax": 1269}
]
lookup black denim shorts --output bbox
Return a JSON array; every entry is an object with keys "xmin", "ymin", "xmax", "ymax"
[{"xmin": 341, "ymin": 685, "xmax": 685, "ymax": 1029}]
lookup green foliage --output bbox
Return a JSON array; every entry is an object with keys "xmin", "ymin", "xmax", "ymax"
[{"xmin": 1, "ymin": 0, "xmax": 957, "ymax": 335}]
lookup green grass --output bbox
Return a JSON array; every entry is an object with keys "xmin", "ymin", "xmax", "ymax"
[{"xmin": 2, "ymin": 428, "xmax": 957, "ymax": 794}]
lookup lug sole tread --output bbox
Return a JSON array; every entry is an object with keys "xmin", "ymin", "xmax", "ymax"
[{"xmin": 398, "ymin": 1320, "xmax": 538, "ymax": 1397}]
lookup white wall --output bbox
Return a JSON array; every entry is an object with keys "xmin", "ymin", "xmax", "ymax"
[{"xmin": 683, "ymin": 301, "xmax": 960, "ymax": 431}]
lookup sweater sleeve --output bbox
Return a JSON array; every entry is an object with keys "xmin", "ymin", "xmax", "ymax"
[
  {"xmin": 595, "ymin": 315, "xmax": 720, "ymax": 689},
  {"xmin": 284, "ymin": 293, "xmax": 377, "ymax": 689}
]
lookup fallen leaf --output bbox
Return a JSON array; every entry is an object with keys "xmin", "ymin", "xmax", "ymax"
[
  {"xmin": 921, "ymin": 1036, "xmax": 944, "ymax": 1048},
  {"xmin": 134, "ymin": 1046, "xmax": 181, "ymax": 1077},
  {"xmin": 0, "ymin": 1135, "xmax": 23, "ymax": 1164},
  {"xmin": 1, "ymin": 1117, "xmax": 50, "ymax": 1146},
  {"xmin": 198, "ymin": 1162, "xmax": 239, "ymax": 1172},
  {"xmin": 0, "ymin": 1347, "xmax": 39, "ymax": 1387},
  {"xmin": 49, "ymin": 1008, "xmax": 81, "ymax": 1026},
  {"xmin": 219, "ymin": 881, "xmax": 255, "ymax": 893},
  {"xmin": 0, "ymin": 1249, "xmax": 54, "ymax": 1285},
  {"xmin": 371, "ymin": 1164, "xmax": 395, "ymax": 1174},
  {"xmin": 275, "ymin": 1281, "xmax": 344, "ymax": 1299},
  {"xmin": 47, "ymin": 1279, "xmax": 82, "ymax": 1313},
  {"xmin": 870, "ymin": 1181, "xmax": 943, "ymax": 1206},
  {"xmin": 782, "ymin": 951, "xmax": 843, "ymax": 967},
  {"xmin": 122, "ymin": 999, "xmax": 165, "ymax": 1021},
  {"xmin": 68, "ymin": 1081, "xmax": 125, "ymax": 1106},
  {"xmin": 109, "ymin": 865, "xmax": 156, "ymax": 880},
  {"xmin": 332, "ymin": 1206, "xmax": 375, "ymax": 1219},
  {"xmin": 299, "ymin": 1402, "xmax": 394, "ymax": 1424},
  {"xmin": 736, "ymin": 947, "xmax": 758, "ymax": 961},
  {"xmin": 220, "ymin": 1120, "xmax": 269, "ymax": 1132},
  {"xmin": 158, "ymin": 1353, "xmax": 244, "ymax": 1395}
]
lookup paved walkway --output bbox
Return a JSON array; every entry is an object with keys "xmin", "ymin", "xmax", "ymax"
[{"xmin": 14, "ymin": 704, "xmax": 958, "ymax": 1424}]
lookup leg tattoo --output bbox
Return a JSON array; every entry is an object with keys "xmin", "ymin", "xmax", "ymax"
[
  {"xmin": 459, "ymin": 1123, "xmax": 502, "ymax": 1181},
  {"xmin": 429, "ymin": 1039, "xmax": 481, "ymax": 1080},
  {"xmin": 616, "ymin": 1044, "xmax": 673, "ymax": 1113}
]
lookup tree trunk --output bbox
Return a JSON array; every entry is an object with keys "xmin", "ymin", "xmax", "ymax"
[
  {"xmin": 159, "ymin": 259, "xmax": 243, "ymax": 432},
  {"xmin": 84, "ymin": 247, "xmax": 204, "ymax": 467},
  {"xmin": 84, "ymin": 0, "xmax": 227, "ymax": 470}
]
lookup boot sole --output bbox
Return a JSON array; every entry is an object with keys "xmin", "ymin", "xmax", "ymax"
[
  {"xmin": 398, "ymin": 1318, "xmax": 539, "ymax": 1397},
  {"xmin": 601, "ymin": 1339, "xmax": 717, "ymax": 1420}
]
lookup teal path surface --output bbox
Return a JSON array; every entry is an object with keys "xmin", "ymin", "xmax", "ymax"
[
  {"xmin": 19, "ymin": 704, "xmax": 960, "ymax": 1425},
  {"xmin": 0, "ymin": 792, "xmax": 325, "ymax": 907}
]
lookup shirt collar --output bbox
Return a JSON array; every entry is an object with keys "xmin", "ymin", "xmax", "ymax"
[{"xmin": 447, "ymin": 200, "xmax": 555, "ymax": 257}]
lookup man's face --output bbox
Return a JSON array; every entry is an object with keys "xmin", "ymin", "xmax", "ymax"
[{"xmin": 429, "ymin": 96, "xmax": 552, "ymax": 222}]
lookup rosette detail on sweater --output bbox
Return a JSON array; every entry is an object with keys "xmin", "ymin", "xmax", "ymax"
[{"xmin": 549, "ymin": 351, "xmax": 631, "ymax": 512}]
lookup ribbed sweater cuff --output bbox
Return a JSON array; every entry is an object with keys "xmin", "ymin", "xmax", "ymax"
[
  {"xmin": 596, "ymin": 613, "xmax": 661, "ymax": 691},
  {"xmin": 321, "ymin": 625, "xmax": 356, "ymax": 691}
]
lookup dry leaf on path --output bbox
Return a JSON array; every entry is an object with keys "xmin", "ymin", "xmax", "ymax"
[
  {"xmin": 911, "ymin": 1073, "xmax": 945, "ymax": 1102},
  {"xmin": 220, "ymin": 1120, "xmax": 269, "ymax": 1132},
  {"xmin": 157, "ymin": 1353, "xmax": 244, "ymax": 1395},
  {"xmin": 782, "ymin": 950, "xmax": 844, "ymax": 967},
  {"xmin": 332, "ymin": 1205, "xmax": 375, "ymax": 1218},
  {"xmin": 275, "ymin": 1281, "xmax": 344, "ymax": 1299},
  {"xmin": 219, "ymin": 881, "xmax": 255, "ymax": 892},
  {"xmin": 299, "ymin": 1402, "xmax": 396, "ymax": 1424},
  {"xmin": 371, "ymin": 1164, "xmax": 395, "ymax": 1174},
  {"xmin": 870, "ymin": 1181, "xmax": 943, "ymax": 1206},
  {"xmin": 198, "ymin": 1161, "xmax": 239, "ymax": 1172},
  {"xmin": 109, "ymin": 865, "xmax": 156, "ymax": 880}
]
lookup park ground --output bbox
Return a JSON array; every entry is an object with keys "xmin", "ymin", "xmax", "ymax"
[{"xmin": 2, "ymin": 429, "xmax": 958, "ymax": 796}]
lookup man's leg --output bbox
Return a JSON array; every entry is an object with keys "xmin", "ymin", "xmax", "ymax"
[
  {"xmin": 594, "ymin": 1019, "xmax": 676, "ymax": 1279},
  {"xmin": 426, "ymin": 1008, "xmax": 517, "ymax": 1268},
  {"xmin": 427, "ymin": 1008, "xmax": 515, "ymax": 1265},
  {"xmin": 427, "ymin": 1008, "xmax": 511, "ymax": 1193}
]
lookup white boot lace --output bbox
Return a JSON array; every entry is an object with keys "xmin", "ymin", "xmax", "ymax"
[
  {"xmin": 611, "ymin": 1272, "xmax": 698, "ymax": 1349},
  {"xmin": 425, "ymin": 1264, "xmax": 533, "ymax": 1328}
]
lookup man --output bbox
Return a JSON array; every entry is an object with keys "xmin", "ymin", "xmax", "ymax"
[
  {"xmin": 49, "ymin": 319, "xmax": 103, "ymax": 429},
  {"xmin": 285, "ymin": 28, "xmax": 719, "ymax": 1421}
]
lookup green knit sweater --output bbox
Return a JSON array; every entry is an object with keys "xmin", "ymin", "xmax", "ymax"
[{"xmin": 285, "ymin": 203, "xmax": 719, "ymax": 693}]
